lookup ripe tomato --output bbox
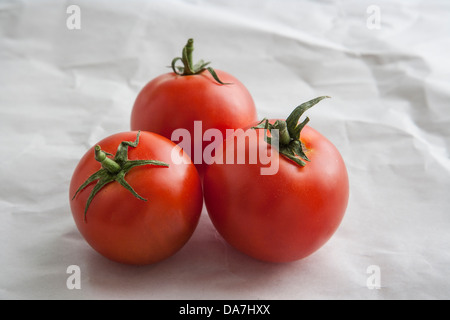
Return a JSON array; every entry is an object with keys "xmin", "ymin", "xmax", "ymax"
[
  {"xmin": 130, "ymin": 39, "xmax": 257, "ymax": 175},
  {"xmin": 69, "ymin": 131, "xmax": 203, "ymax": 265},
  {"xmin": 203, "ymin": 97, "xmax": 349, "ymax": 263}
]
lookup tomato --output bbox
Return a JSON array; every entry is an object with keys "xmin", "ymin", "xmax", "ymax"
[
  {"xmin": 69, "ymin": 131, "xmax": 203, "ymax": 265},
  {"xmin": 130, "ymin": 38, "xmax": 257, "ymax": 175},
  {"xmin": 203, "ymin": 97, "xmax": 349, "ymax": 263}
]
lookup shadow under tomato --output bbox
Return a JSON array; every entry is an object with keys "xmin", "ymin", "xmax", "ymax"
[{"xmin": 72, "ymin": 210, "xmax": 319, "ymax": 299}]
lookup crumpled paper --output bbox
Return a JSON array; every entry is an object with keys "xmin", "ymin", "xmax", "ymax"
[{"xmin": 1, "ymin": 0, "xmax": 449, "ymax": 299}]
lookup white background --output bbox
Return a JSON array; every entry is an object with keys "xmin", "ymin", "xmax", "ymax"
[{"xmin": 1, "ymin": 0, "xmax": 449, "ymax": 299}]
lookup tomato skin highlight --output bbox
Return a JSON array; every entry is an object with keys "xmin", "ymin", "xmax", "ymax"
[
  {"xmin": 69, "ymin": 131, "xmax": 203, "ymax": 265},
  {"xmin": 130, "ymin": 70, "xmax": 257, "ymax": 175},
  {"xmin": 203, "ymin": 124, "xmax": 349, "ymax": 263}
]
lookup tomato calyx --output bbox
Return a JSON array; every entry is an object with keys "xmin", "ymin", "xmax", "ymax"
[
  {"xmin": 72, "ymin": 131, "xmax": 169, "ymax": 221},
  {"xmin": 171, "ymin": 38, "xmax": 231, "ymax": 85},
  {"xmin": 252, "ymin": 96, "xmax": 330, "ymax": 167}
]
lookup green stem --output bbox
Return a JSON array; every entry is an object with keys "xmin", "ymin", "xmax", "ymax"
[
  {"xmin": 95, "ymin": 145, "xmax": 121, "ymax": 173},
  {"xmin": 276, "ymin": 121, "xmax": 291, "ymax": 146},
  {"xmin": 183, "ymin": 38, "xmax": 195, "ymax": 75}
]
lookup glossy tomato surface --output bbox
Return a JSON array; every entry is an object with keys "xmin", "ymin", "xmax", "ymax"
[
  {"xmin": 69, "ymin": 131, "xmax": 203, "ymax": 265},
  {"xmin": 130, "ymin": 70, "xmax": 257, "ymax": 175},
  {"xmin": 203, "ymin": 124, "xmax": 349, "ymax": 263}
]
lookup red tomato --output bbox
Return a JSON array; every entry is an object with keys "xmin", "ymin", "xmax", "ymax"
[
  {"xmin": 69, "ymin": 131, "xmax": 203, "ymax": 265},
  {"xmin": 203, "ymin": 97, "xmax": 349, "ymax": 263},
  {"xmin": 130, "ymin": 39, "xmax": 257, "ymax": 175}
]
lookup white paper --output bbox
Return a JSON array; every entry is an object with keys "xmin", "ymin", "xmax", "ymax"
[{"xmin": 1, "ymin": 0, "xmax": 449, "ymax": 300}]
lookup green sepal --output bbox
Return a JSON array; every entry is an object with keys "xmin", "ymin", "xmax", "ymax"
[
  {"xmin": 83, "ymin": 173, "xmax": 115, "ymax": 221},
  {"xmin": 286, "ymin": 96, "xmax": 330, "ymax": 134},
  {"xmin": 123, "ymin": 159, "xmax": 169, "ymax": 172},
  {"xmin": 251, "ymin": 96, "xmax": 330, "ymax": 167},
  {"xmin": 72, "ymin": 170, "xmax": 107, "ymax": 201},
  {"xmin": 206, "ymin": 67, "xmax": 231, "ymax": 85},
  {"xmin": 171, "ymin": 38, "xmax": 232, "ymax": 85},
  {"xmin": 115, "ymin": 171, "xmax": 146, "ymax": 202},
  {"xmin": 279, "ymin": 149, "xmax": 307, "ymax": 167},
  {"xmin": 72, "ymin": 131, "xmax": 169, "ymax": 222},
  {"xmin": 193, "ymin": 59, "xmax": 210, "ymax": 71}
]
